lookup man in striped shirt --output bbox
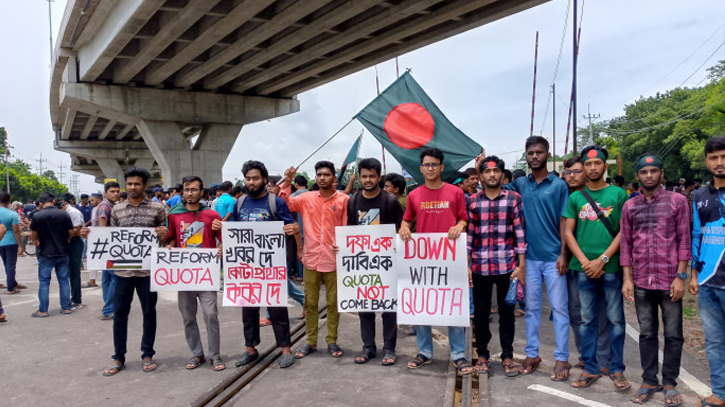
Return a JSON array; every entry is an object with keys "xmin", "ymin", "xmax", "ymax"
[{"xmin": 467, "ymin": 155, "xmax": 526, "ymax": 376}]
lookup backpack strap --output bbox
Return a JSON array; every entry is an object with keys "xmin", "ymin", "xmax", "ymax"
[
  {"xmin": 236, "ymin": 194, "xmax": 247, "ymax": 219},
  {"xmin": 268, "ymin": 193, "xmax": 278, "ymax": 220},
  {"xmin": 579, "ymin": 189, "xmax": 617, "ymax": 239}
]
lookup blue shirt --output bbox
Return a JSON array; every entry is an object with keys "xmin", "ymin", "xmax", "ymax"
[
  {"xmin": 0, "ymin": 207, "xmax": 18, "ymax": 247},
  {"xmin": 692, "ymin": 185, "xmax": 725, "ymax": 289},
  {"xmin": 215, "ymin": 193, "xmax": 236, "ymax": 220},
  {"xmin": 505, "ymin": 172, "xmax": 569, "ymax": 262},
  {"xmin": 76, "ymin": 203, "xmax": 93, "ymax": 224},
  {"xmin": 166, "ymin": 195, "xmax": 182, "ymax": 208},
  {"xmin": 232, "ymin": 194, "xmax": 295, "ymax": 224}
]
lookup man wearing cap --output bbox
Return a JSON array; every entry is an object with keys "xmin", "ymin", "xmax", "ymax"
[
  {"xmin": 152, "ymin": 188, "xmax": 163, "ymax": 204},
  {"xmin": 621, "ymin": 153, "xmax": 690, "ymax": 405},
  {"xmin": 565, "ymin": 146, "xmax": 629, "ymax": 390}
]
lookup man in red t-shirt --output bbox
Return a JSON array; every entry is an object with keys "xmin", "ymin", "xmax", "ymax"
[
  {"xmin": 167, "ymin": 175, "xmax": 225, "ymax": 372},
  {"xmin": 399, "ymin": 148, "xmax": 471, "ymax": 375}
]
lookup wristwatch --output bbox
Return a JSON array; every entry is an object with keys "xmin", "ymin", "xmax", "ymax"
[
  {"xmin": 600, "ymin": 255, "xmax": 610, "ymax": 263},
  {"xmin": 676, "ymin": 272, "xmax": 688, "ymax": 280}
]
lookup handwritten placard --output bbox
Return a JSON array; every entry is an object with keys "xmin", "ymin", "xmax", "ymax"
[
  {"xmin": 87, "ymin": 227, "xmax": 160, "ymax": 271},
  {"xmin": 150, "ymin": 248, "xmax": 220, "ymax": 292},
  {"xmin": 396, "ymin": 233, "xmax": 469, "ymax": 327},
  {"xmin": 335, "ymin": 224, "xmax": 397, "ymax": 312},
  {"xmin": 222, "ymin": 221, "xmax": 288, "ymax": 307}
]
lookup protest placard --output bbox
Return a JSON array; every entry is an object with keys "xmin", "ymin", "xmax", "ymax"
[
  {"xmin": 396, "ymin": 233, "xmax": 469, "ymax": 327},
  {"xmin": 87, "ymin": 227, "xmax": 160, "ymax": 271},
  {"xmin": 335, "ymin": 224, "xmax": 397, "ymax": 312},
  {"xmin": 222, "ymin": 221, "xmax": 288, "ymax": 307},
  {"xmin": 150, "ymin": 248, "xmax": 220, "ymax": 292}
]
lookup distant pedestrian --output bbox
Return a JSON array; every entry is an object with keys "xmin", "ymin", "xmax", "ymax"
[
  {"xmin": 0, "ymin": 192, "xmax": 25, "ymax": 294},
  {"xmin": 93, "ymin": 182, "xmax": 120, "ymax": 320},
  {"xmin": 60, "ymin": 193, "xmax": 85, "ymax": 310}
]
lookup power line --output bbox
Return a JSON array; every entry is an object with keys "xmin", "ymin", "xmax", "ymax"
[
  {"xmin": 678, "ymin": 39, "xmax": 725, "ymax": 88},
  {"xmin": 538, "ymin": 0, "xmax": 571, "ymax": 137}
]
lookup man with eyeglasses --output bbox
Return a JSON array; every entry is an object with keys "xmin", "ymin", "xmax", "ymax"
[{"xmin": 563, "ymin": 156, "xmax": 611, "ymax": 376}]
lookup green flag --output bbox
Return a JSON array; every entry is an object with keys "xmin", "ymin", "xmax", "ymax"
[
  {"xmin": 337, "ymin": 133, "xmax": 362, "ymax": 187},
  {"xmin": 354, "ymin": 71, "xmax": 482, "ymax": 184}
]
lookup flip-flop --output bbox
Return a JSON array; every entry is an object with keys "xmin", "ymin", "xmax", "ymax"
[
  {"xmin": 632, "ymin": 385, "xmax": 663, "ymax": 404},
  {"xmin": 475, "ymin": 358, "xmax": 489, "ymax": 374},
  {"xmin": 15, "ymin": 284, "xmax": 27, "ymax": 289},
  {"xmin": 294, "ymin": 344, "xmax": 317, "ymax": 359},
  {"xmin": 551, "ymin": 361, "xmax": 571, "ymax": 382},
  {"xmin": 571, "ymin": 373, "xmax": 602, "ymax": 388},
  {"xmin": 611, "ymin": 372, "xmax": 632, "ymax": 391},
  {"xmin": 236, "ymin": 351, "xmax": 259, "ymax": 366},
  {"xmin": 103, "ymin": 363, "xmax": 125, "ymax": 377},
  {"xmin": 142, "ymin": 360, "xmax": 157, "ymax": 372},
  {"xmin": 520, "ymin": 356, "xmax": 541, "ymax": 375},
  {"xmin": 7, "ymin": 288, "xmax": 21, "ymax": 294},
  {"xmin": 31, "ymin": 310, "xmax": 49, "ymax": 318},
  {"xmin": 0, "ymin": 316, "xmax": 7, "ymax": 323},
  {"xmin": 663, "ymin": 389, "xmax": 682, "ymax": 407},
  {"xmin": 502, "ymin": 359, "xmax": 519, "ymax": 377}
]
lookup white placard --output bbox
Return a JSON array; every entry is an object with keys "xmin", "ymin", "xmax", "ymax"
[
  {"xmin": 221, "ymin": 221, "xmax": 289, "ymax": 307},
  {"xmin": 87, "ymin": 227, "xmax": 159, "ymax": 271},
  {"xmin": 150, "ymin": 248, "xmax": 220, "ymax": 292},
  {"xmin": 396, "ymin": 233, "xmax": 470, "ymax": 327},
  {"xmin": 335, "ymin": 224, "xmax": 397, "ymax": 312}
]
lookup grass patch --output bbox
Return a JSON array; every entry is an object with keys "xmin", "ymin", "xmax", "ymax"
[{"xmin": 683, "ymin": 306, "xmax": 698, "ymax": 318}]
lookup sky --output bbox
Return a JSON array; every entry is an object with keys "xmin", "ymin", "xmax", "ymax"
[{"xmin": 0, "ymin": 0, "xmax": 723, "ymax": 194}]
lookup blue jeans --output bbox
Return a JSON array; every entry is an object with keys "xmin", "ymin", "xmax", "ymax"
[
  {"xmin": 524, "ymin": 260, "xmax": 570, "ymax": 361},
  {"xmin": 101, "ymin": 270, "xmax": 116, "ymax": 317},
  {"xmin": 577, "ymin": 271, "xmax": 626, "ymax": 375},
  {"xmin": 416, "ymin": 326, "xmax": 466, "ymax": 361},
  {"xmin": 699, "ymin": 285, "xmax": 725, "ymax": 400},
  {"xmin": 37, "ymin": 256, "xmax": 71, "ymax": 313},
  {"xmin": 0, "ymin": 244, "xmax": 19, "ymax": 292},
  {"xmin": 567, "ymin": 269, "xmax": 611, "ymax": 368}
]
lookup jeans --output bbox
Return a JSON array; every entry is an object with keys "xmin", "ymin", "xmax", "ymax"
[
  {"xmin": 37, "ymin": 256, "xmax": 71, "ymax": 313},
  {"xmin": 303, "ymin": 268, "xmax": 338, "ymax": 346},
  {"xmin": 567, "ymin": 269, "xmax": 611, "ymax": 368},
  {"xmin": 0, "ymin": 295, "xmax": 3, "ymax": 315},
  {"xmin": 634, "ymin": 287, "xmax": 683, "ymax": 387},
  {"xmin": 359, "ymin": 311, "xmax": 397, "ymax": 354},
  {"xmin": 243, "ymin": 306, "xmax": 291, "ymax": 348},
  {"xmin": 578, "ymin": 271, "xmax": 626, "ymax": 375},
  {"xmin": 113, "ymin": 275, "xmax": 157, "ymax": 364},
  {"xmin": 524, "ymin": 260, "xmax": 570, "ymax": 361},
  {"xmin": 68, "ymin": 237, "xmax": 84, "ymax": 305},
  {"xmin": 416, "ymin": 325, "xmax": 466, "ymax": 361},
  {"xmin": 0, "ymin": 244, "xmax": 19, "ymax": 292},
  {"xmin": 473, "ymin": 272, "xmax": 515, "ymax": 361},
  {"xmin": 101, "ymin": 270, "xmax": 116, "ymax": 317},
  {"xmin": 178, "ymin": 291, "xmax": 221, "ymax": 360},
  {"xmin": 699, "ymin": 285, "xmax": 725, "ymax": 400}
]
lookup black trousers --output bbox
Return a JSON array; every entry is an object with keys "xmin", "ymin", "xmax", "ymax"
[
  {"xmin": 472, "ymin": 272, "xmax": 515, "ymax": 360},
  {"xmin": 634, "ymin": 287, "xmax": 684, "ymax": 387},
  {"xmin": 113, "ymin": 276, "xmax": 157, "ymax": 364},
  {"xmin": 359, "ymin": 311, "xmax": 397, "ymax": 354},
  {"xmin": 242, "ymin": 307, "xmax": 291, "ymax": 348}
]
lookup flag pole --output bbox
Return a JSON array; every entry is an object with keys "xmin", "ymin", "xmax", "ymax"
[
  {"xmin": 564, "ymin": 27, "xmax": 581, "ymax": 156},
  {"xmin": 530, "ymin": 31, "xmax": 539, "ymax": 138},
  {"xmin": 376, "ymin": 65, "xmax": 388, "ymax": 174},
  {"xmin": 286, "ymin": 117, "xmax": 355, "ymax": 177}
]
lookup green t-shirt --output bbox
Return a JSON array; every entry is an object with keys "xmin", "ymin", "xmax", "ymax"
[{"xmin": 565, "ymin": 185, "xmax": 628, "ymax": 273}]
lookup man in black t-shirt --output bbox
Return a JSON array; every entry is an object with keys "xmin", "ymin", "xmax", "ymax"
[
  {"xmin": 346, "ymin": 158, "xmax": 403, "ymax": 366},
  {"xmin": 29, "ymin": 192, "xmax": 75, "ymax": 317}
]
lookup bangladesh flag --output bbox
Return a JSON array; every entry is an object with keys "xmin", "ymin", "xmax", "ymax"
[
  {"xmin": 337, "ymin": 133, "xmax": 362, "ymax": 188},
  {"xmin": 354, "ymin": 71, "xmax": 482, "ymax": 184}
]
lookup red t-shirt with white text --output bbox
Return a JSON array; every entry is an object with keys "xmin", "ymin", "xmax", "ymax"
[{"xmin": 403, "ymin": 183, "xmax": 468, "ymax": 233}]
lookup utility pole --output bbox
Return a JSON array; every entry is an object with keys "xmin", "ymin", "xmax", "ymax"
[
  {"xmin": 583, "ymin": 103, "xmax": 600, "ymax": 146},
  {"xmin": 47, "ymin": 0, "xmax": 54, "ymax": 64},
  {"xmin": 4, "ymin": 140, "xmax": 10, "ymax": 194},
  {"xmin": 572, "ymin": 0, "xmax": 578, "ymax": 154},
  {"xmin": 58, "ymin": 163, "xmax": 66, "ymax": 185},
  {"xmin": 552, "ymin": 83, "xmax": 556, "ymax": 171},
  {"xmin": 36, "ymin": 153, "xmax": 47, "ymax": 185}
]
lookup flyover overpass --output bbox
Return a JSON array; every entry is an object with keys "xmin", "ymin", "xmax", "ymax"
[{"xmin": 50, "ymin": 0, "xmax": 549, "ymax": 186}]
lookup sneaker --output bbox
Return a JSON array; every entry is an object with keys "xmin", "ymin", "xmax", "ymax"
[{"xmin": 71, "ymin": 303, "xmax": 84, "ymax": 311}]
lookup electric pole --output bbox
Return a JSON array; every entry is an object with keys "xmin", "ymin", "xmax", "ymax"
[
  {"xmin": 583, "ymin": 103, "xmax": 600, "ymax": 146},
  {"xmin": 37, "ymin": 153, "xmax": 47, "ymax": 185},
  {"xmin": 58, "ymin": 163, "xmax": 66, "ymax": 185},
  {"xmin": 572, "ymin": 0, "xmax": 578, "ymax": 154},
  {"xmin": 47, "ymin": 0, "xmax": 54, "ymax": 64},
  {"xmin": 552, "ymin": 83, "xmax": 556, "ymax": 171},
  {"xmin": 4, "ymin": 140, "xmax": 10, "ymax": 194}
]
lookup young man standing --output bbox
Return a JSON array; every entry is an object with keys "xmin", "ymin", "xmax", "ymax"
[
  {"xmin": 565, "ymin": 146, "xmax": 629, "ymax": 390},
  {"xmin": 563, "ymin": 157, "xmax": 611, "ymax": 374},
  {"xmin": 30, "ymin": 192, "xmax": 75, "ymax": 317},
  {"xmin": 399, "ymin": 148, "xmax": 471, "ymax": 374},
  {"xmin": 0, "ymin": 192, "xmax": 25, "ymax": 294},
  {"xmin": 214, "ymin": 181, "xmax": 235, "ymax": 221},
  {"xmin": 690, "ymin": 136, "xmax": 725, "ymax": 407},
  {"xmin": 89, "ymin": 167, "xmax": 167, "ymax": 376},
  {"xmin": 344, "ymin": 158, "xmax": 403, "ymax": 366},
  {"xmin": 225, "ymin": 161, "xmax": 301, "ymax": 369},
  {"xmin": 168, "ymin": 175, "xmax": 226, "ymax": 372},
  {"xmin": 166, "ymin": 185, "xmax": 182, "ymax": 209},
  {"xmin": 497, "ymin": 136, "xmax": 571, "ymax": 380},
  {"xmin": 621, "ymin": 153, "xmax": 690, "ymax": 405},
  {"xmin": 467, "ymin": 156, "xmax": 525, "ymax": 376},
  {"xmin": 281, "ymin": 160, "xmax": 349, "ymax": 360},
  {"xmin": 94, "ymin": 182, "xmax": 120, "ymax": 320},
  {"xmin": 60, "ymin": 193, "xmax": 85, "ymax": 310}
]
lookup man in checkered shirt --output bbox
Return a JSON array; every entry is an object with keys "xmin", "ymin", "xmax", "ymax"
[{"xmin": 467, "ymin": 155, "xmax": 526, "ymax": 376}]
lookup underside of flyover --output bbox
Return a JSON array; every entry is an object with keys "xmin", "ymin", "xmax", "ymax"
[{"xmin": 50, "ymin": 0, "xmax": 549, "ymax": 187}]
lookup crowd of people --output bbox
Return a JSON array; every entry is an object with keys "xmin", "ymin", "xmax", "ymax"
[{"xmin": 1, "ymin": 135, "xmax": 724, "ymax": 407}]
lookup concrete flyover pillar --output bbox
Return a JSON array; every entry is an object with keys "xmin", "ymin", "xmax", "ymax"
[
  {"xmin": 137, "ymin": 121, "xmax": 242, "ymax": 187},
  {"xmin": 96, "ymin": 158, "xmax": 127, "ymax": 188}
]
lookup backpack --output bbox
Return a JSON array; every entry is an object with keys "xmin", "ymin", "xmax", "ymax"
[{"xmin": 235, "ymin": 193, "xmax": 279, "ymax": 221}]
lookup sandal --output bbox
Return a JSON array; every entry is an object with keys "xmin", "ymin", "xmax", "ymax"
[
  {"xmin": 142, "ymin": 359, "xmax": 157, "ymax": 372},
  {"xmin": 60, "ymin": 309, "xmax": 72, "ymax": 315},
  {"xmin": 236, "ymin": 351, "xmax": 259, "ymax": 366},
  {"xmin": 519, "ymin": 356, "xmax": 541, "ymax": 375},
  {"xmin": 185, "ymin": 355, "xmax": 206, "ymax": 370},
  {"xmin": 7, "ymin": 288, "xmax": 21, "ymax": 294},
  {"xmin": 294, "ymin": 344, "xmax": 317, "ymax": 359},
  {"xmin": 632, "ymin": 385, "xmax": 663, "ymax": 404},
  {"xmin": 16, "ymin": 284, "xmax": 27, "ymax": 289},
  {"xmin": 454, "ymin": 358, "xmax": 473, "ymax": 375},
  {"xmin": 571, "ymin": 373, "xmax": 602, "ymax": 388},
  {"xmin": 573, "ymin": 361, "xmax": 585, "ymax": 369},
  {"xmin": 210, "ymin": 358, "xmax": 226, "ymax": 372},
  {"xmin": 327, "ymin": 343, "xmax": 344, "ymax": 358},
  {"xmin": 502, "ymin": 359, "xmax": 519, "ymax": 377},
  {"xmin": 551, "ymin": 360, "xmax": 571, "ymax": 381},
  {"xmin": 610, "ymin": 372, "xmax": 631, "ymax": 390},
  {"xmin": 407, "ymin": 353, "xmax": 431, "ymax": 369},
  {"xmin": 381, "ymin": 351, "xmax": 396, "ymax": 366},
  {"xmin": 354, "ymin": 348, "xmax": 376, "ymax": 364},
  {"xmin": 0, "ymin": 315, "xmax": 7, "ymax": 323},
  {"xmin": 103, "ymin": 362, "xmax": 125, "ymax": 377},
  {"xmin": 475, "ymin": 358, "xmax": 489, "ymax": 373},
  {"xmin": 514, "ymin": 309, "xmax": 525, "ymax": 317},
  {"xmin": 663, "ymin": 388, "xmax": 682, "ymax": 407},
  {"xmin": 31, "ymin": 310, "xmax": 49, "ymax": 318}
]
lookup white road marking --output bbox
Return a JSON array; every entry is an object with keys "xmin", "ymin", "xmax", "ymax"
[
  {"xmin": 625, "ymin": 323, "xmax": 710, "ymax": 396},
  {"xmin": 527, "ymin": 384, "xmax": 613, "ymax": 407}
]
